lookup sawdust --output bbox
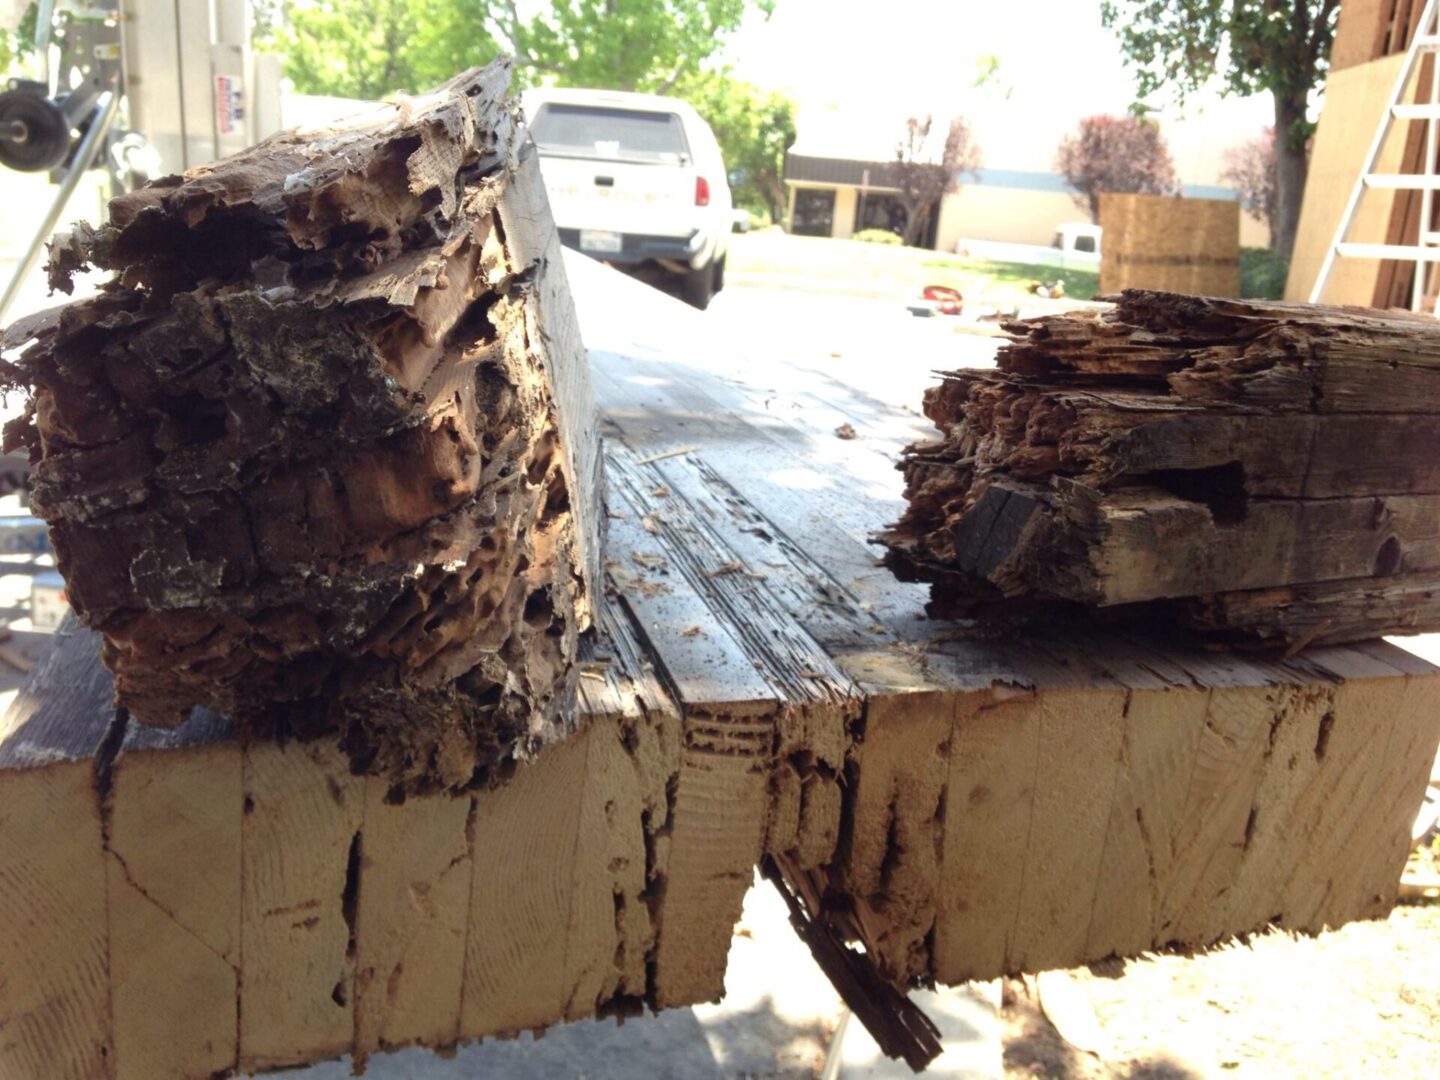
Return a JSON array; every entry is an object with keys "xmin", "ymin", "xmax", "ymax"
[{"xmin": 1002, "ymin": 902, "xmax": 1440, "ymax": 1079}]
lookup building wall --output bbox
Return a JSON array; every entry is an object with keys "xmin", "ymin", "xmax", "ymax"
[{"xmin": 934, "ymin": 186, "xmax": 1080, "ymax": 248}]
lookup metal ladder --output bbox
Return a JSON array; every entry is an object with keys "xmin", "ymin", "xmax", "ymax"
[{"xmin": 1311, "ymin": 0, "xmax": 1440, "ymax": 310}]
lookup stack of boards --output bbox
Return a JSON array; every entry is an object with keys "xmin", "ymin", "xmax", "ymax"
[
  {"xmin": 0, "ymin": 61, "xmax": 600, "ymax": 796},
  {"xmin": 884, "ymin": 291, "xmax": 1440, "ymax": 648}
]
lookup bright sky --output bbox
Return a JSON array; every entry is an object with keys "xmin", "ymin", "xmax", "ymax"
[{"xmin": 721, "ymin": 0, "xmax": 1275, "ymax": 181}]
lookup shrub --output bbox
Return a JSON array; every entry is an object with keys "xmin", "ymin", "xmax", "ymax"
[
  {"xmin": 854, "ymin": 228, "xmax": 902, "ymax": 245},
  {"xmin": 1239, "ymin": 247, "xmax": 1289, "ymax": 300}
]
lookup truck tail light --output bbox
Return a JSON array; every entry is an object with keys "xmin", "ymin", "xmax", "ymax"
[{"xmin": 695, "ymin": 176, "xmax": 711, "ymax": 206}]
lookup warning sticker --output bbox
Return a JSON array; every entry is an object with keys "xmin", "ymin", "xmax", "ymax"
[{"xmin": 215, "ymin": 74, "xmax": 245, "ymax": 136}]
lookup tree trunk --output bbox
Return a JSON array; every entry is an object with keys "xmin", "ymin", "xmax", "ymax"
[
  {"xmin": 902, "ymin": 201, "xmax": 932, "ymax": 247},
  {"xmin": 760, "ymin": 174, "xmax": 786, "ymax": 224},
  {"xmin": 1273, "ymin": 88, "xmax": 1309, "ymax": 256}
]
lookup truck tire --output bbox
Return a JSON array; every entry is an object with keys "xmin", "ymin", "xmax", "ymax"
[
  {"xmin": 713, "ymin": 255, "xmax": 726, "ymax": 294},
  {"xmin": 683, "ymin": 262, "xmax": 715, "ymax": 310}
]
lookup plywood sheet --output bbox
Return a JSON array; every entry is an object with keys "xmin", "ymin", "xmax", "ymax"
[
  {"xmin": 1099, "ymin": 194, "xmax": 1240, "ymax": 296},
  {"xmin": 1287, "ymin": 53, "xmax": 1409, "ymax": 303}
]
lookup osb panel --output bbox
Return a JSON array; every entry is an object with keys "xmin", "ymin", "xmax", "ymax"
[
  {"xmin": 1099, "ymin": 194, "xmax": 1240, "ymax": 297},
  {"xmin": 1286, "ymin": 53, "xmax": 1408, "ymax": 303}
]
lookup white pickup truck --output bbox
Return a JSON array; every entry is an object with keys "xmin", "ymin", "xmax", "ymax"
[{"xmin": 521, "ymin": 87, "xmax": 733, "ymax": 309}]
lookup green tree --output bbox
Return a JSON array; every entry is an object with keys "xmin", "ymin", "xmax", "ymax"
[
  {"xmin": 268, "ymin": 0, "xmax": 492, "ymax": 99},
  {"xmin": 1100, "ymin": 0, "xmax": 1339, "ymax": 257},
  {"xmin": 674, "ymin": 72, "xmax": 795, "ymax": 221},
  {"xmin": 265, "ymin": 0, "xmax": 771, "ymax": 99},
  {"xmin": 1, "ymin": 3, "xmax": 38, "ymax": 76}
]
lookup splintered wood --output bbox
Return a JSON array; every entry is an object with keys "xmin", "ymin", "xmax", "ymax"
[
  {"xmin": 883, "ymin": 290, "xmax": 1440, "ymax": 646},
  {"xmin": 0, "ymin": 62, "xmax": 599, "ymax": 792}
]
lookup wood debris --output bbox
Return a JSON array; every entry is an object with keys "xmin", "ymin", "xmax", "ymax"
[
  {"xmin": 880, "ymin": 291, "xmax": 1440, "ymax": 647},
  {"xmin": 0, "ymin": 62, "xmax": 600, "ymax": 793},
  {"xmin": 634, "ymin": 445, "xmax": 698, "ymax": 465},
  {"xmin": 835, "ymin": 422, "xmax": 857, "ymax": 440}
]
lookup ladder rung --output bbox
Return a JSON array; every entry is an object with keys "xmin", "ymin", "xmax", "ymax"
[
  {"xmin": 1416, "ymin": 35, "xmax": 1440, "ymax": 50},
  {"xmin": 1363, "ymin": 173, "xmax": 1440, "ymax": 189},
  {"xmin": 1335, "ymin": 242, "xmax": 1440, "ymax": 260},
  {"xmin": 1392, "ymin": 103, "xmax": 1440, "ymax": 119}
]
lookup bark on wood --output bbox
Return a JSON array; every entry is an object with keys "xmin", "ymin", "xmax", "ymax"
[
  {"xmin": 0, "ymin": 61, "xmax": 599, "ymax": 793},
  {"xmin": 881, "ymin": 290, "xmax": 1440, "ymax": 646}
]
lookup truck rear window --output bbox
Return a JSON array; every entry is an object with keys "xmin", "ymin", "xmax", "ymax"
[{"xmin": 530, "ymin": 104, "xmax": 689, "ymax": 163}]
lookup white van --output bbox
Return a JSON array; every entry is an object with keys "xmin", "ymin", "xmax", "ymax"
[{"xmin": 521, "ymin": 87, "xmax": 733, "ymax": 309}]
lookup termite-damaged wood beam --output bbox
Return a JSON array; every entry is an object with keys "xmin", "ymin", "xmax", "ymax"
[
  {"xmin": 3, "ymin": 449, "xmax": 1437, "ymax": 1078},
  {"xmin": 0, "ymin": 60, "xmax": 600, "ymax": 796},
  {"xmin": 881, "ymin": 291, "xmax": 1440, "ymax": 646}
]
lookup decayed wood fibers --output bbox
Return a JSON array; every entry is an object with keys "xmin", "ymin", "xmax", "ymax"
[
  {"xmin": 881, "ymin": 290, "xmax": 1440, "ymax": 645},
  {"xmin": 0, "ymin": 62, "xmax": 599, "ymax": 793}
]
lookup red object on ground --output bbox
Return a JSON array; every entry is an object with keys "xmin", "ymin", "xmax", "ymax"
[{"xmin": 922, "ymin": 285, "xmax": 963, "ymax": 315}]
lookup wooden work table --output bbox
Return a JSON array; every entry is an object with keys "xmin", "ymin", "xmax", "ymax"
[{"xmin": 3, "ymin": 253, "xmax": 1437, "ymax": 1078}]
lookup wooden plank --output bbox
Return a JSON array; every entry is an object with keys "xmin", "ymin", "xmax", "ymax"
[
  {"xmin": 0, "ymin": 621, "xmax": 113, "ymax": 1080},
  {"xmin": 954, "ymin": 387, "xmax": 1440, "ymax": 499},
  {"xmin": 1081, "ymin": 655, "xmax": 1211, "ymax": 961},
  {"xmin": 108, "ymin": 711, "xmax": 240, "ymax": 1080},
  {"xmin": 933, "ymin": 682, "xmax": 1042, "ymax": 983},
  {"xmin": 602, "ymin": 461, "xmax": 790, "ymax": 1007},
  {"xmin": 461, "ymin": 730, "xmax": 588, "ymax": 1034},
  {"xmin": 461, "ymin": 596, "xmax": 682, "ymax": 1034},
  {"xmin": 495, "ymin": 140, "xmax": 603, "ymax": 602},
  {"xmin": 1005, "ymin": 663, "xmax": 1129, "ymax": 972},
  {"xmin": 562, "ymin": 604, "xmax": 681, "ymax": 1018},
  {"xmin": 352, "ymin": 781, "xmax": 471, "ymax": 1064},
  {"xmin": 239, "ymin": 739, "xmax": 364, "ymax": 1071},
  {"xmin": 837, "ymin": 688, "xmax": 955, "ymax": 984}
]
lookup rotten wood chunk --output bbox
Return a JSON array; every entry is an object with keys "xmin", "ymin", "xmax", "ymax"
[
  {"xmin": 880, "ymin": 290, "xmax": 1440, "ymax": 647},
  {"xmin": 0, "ymin": 61, "xmax": 600, "ymax": 794}
]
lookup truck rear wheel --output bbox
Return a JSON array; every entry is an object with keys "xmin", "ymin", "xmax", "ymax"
[{"xmin": 683, "ymin": 262, "xmax": 715, "ymax": 310}]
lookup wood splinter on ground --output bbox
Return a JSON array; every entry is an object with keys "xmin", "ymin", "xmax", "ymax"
[
  {"xmin": 882, "ymin": 291, "xmax": 1440, "ymax": 647},
  {"xmin": 0, "ymin": 60, "xmax": 600, "ymax": 794}
]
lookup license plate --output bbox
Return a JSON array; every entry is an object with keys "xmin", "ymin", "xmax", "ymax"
[{"xmin": 579, "ymin": 229, "xmax": 622, "ymax": 254}]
